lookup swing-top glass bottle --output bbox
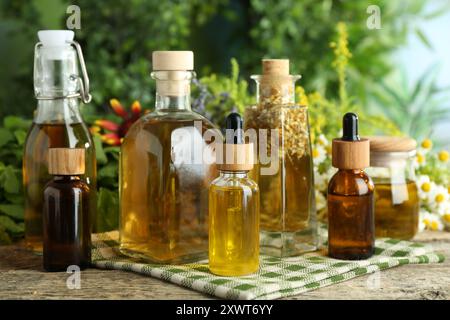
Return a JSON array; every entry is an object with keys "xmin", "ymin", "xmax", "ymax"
[{"xmin": 23, "ymin": 30, "xmax": 96, "ymax": 252}]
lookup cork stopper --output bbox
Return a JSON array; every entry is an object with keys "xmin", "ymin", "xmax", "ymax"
[
  {"xmin": 152, "ymin": 51, "xmax": 194, "ymax": 71},
  {"xmin": 332, "ymin": 113, "xmax": 370, "ymax": 169},
  {"xmin": 367, "ymin": 136, "xmax": 417, "ymax": 152},
  {"xmin": 262, "ymin": 59, "xmax": 289, "ymax": 76},
  {"xmin": 48, "ymin": 148, "xmax": 85, "ymax": 175}
]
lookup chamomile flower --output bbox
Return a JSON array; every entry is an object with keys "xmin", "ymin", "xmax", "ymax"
[
  {"xmin": 416, "ymin": 175, "xmax": 432, "ymax": 200},
  {"xmin": 420, "ymin": 210, "xmax": 444, "ymax": 231},
  {"xmin": 312, "ymin": 144, "xmax": 327, "ymax": 165},
  {"xmin": 414, "ymin": 151, "xmax": 426, "ymax": 168},
  {"xmin": 438, "ymin": 150, "xmax": 449, "ymax": 163},
  {"xmin": 421, "ymin": 139, "xmax": 433, "ymax": 151},
  {"xmin": 315, "ymin": 190, "xmax": 327, "ymax": 211},
  {"xmin": 316, "ymin": 134, "xmax": 329, "ymax": 146},
  {"xmin": 428, "ymin": 185, "xmax": 449, "ymax": 210},
  {"xmin": 436, "ymin": 200, "xmax": 450, "ymax": 217},
  {"xmin": 314, "ymin": 169, "xmax": 328, "ymax": 191}
]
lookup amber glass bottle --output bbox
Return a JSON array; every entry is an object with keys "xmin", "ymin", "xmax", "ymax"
[
  {"xmin": 209, "ymin": 113, "xmax": 260, "ymax": 276},
  {"xmin": 43, "ymin": 148, "xmax": 91, "ymax": 271},
  {"xmin": 119, "ymin": 51, "xmax": 222, "ymax": 264},
  {"xmin": 24, "ymin": 30, "xmax": 96, "ymax": 252},
  {"xmin": 328, "ymin": 113, "xmax": 375, "ymax": 260}
]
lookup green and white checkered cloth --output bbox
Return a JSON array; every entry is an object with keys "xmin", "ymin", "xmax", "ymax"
[{"xmin": 92, "ymin": 228, "xmax": 444, "ymax": 300}]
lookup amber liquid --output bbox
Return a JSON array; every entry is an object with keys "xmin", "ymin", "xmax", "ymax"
[
  {"xmin": 245, "ymin": 104, "xmax": 316, "ymax": 256},
  {"xmin": 43, "ymin": 176, "xmax": 91, "ymax": 271},
  {"xmin": 23, "ymin": 122, "xmax": 96, "ymax": 252},
  {"xmin": 120, "ymin": 112, "xmax": 219, "ymax": 263},
  {"xmin": 209, "ymin": 175, "xmax": 259, "ymax": 276},
  {"xmin": 254, "ymin": 155, "xmax": 314, "ymax": 231},
  {"xmin": 374, "ymin": 179, "xmax": 419, "ymax": 239},
  {"xmin": 328, "ymin": 170, "xmax": 375, "ymax": 260}
]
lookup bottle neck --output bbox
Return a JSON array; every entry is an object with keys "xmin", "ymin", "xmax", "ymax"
[
  {"xmin": 53, "ymin": 175, "xmax": 82, "ymax": 182},
  {"xmin": 152, "ymin": 71, "xmax": 193, "ymax": 111},
  {"xmin": 219, "ymin": 171, "xmax": 248, "ymax": 179},
  {"xmin": 338, "ymin": 169, "xmax": 364, "ymax": 174},
  {"xmin": 251, "ymin": 75, "xmax": 301, "ymax": 105},
  {"xmin": 34, "ymin": 97, "xmax": 82, "ymax": 124},
  {"xmin": 155, "ymin": 94, "xmax": 191, "ymax": 111}
]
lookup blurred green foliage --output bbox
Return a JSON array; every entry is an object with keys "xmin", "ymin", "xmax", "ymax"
[
  {"xmin": 0, "ymin": 116, "xmax": 30, "ymax": 243},
  {"xmin": 370, "ymin": 65, "xmax": 450, "ymax": 144},
  {"xmin": 1, "ymin": 0, "xmax": 449, "ymax": 241},
  {"xmin": 1, "ymin": 0, "xmax": 445, "ymax": 123}
]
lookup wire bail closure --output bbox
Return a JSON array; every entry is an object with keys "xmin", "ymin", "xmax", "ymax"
[{"xmin": 34, "ymin": 40, "xmax": 92, "ymax": 104}]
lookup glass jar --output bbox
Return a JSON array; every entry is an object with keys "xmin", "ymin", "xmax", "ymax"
[
  {"xmin": 244, "ymin": 59, "xmax": 317, "ymax": 256},
  {"xmin": 367, "ymin": 136, "xmax": 419, "ymax": 239}
]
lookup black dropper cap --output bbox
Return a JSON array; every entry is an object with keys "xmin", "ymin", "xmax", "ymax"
[
  {"xmin": 225, "ymin": 112, "xmax": 243, "ymax": 144},
  {"xmin": 342, "ymin": 112, "xmax": 360, "ymax": 141}
]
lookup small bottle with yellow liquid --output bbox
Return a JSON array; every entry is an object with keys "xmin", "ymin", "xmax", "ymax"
[{"xmin": 209, "ymin": 113, "xmax": 260, "ymax": 276}]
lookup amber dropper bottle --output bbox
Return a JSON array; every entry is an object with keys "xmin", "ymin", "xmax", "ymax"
[
  {"xmin": 209, "ymin": 113, "xmax": 260, "ymax": 276},
  {"xmin": 328, "ymin": 113, "xmax": 375, "ymax": 260},
  {"xmin": 43, "ymin": 148, "xmax": 91, "ymax": 271}
]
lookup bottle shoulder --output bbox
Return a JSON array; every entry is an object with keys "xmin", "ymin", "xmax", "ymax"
[
  {"xmin": 44, "ymin": 178, "xmax": 90, "ymax": 196},
  {"xmin": 328, "ymin": 169, "xmax": 374, "ymax": 196},
  {"xmin": 123, "ymin": 110, "xmax": 222, "ymax": 142},
  {"xmin": 210, "ymin": 174, "xmax": 259, "ymax": 192}
]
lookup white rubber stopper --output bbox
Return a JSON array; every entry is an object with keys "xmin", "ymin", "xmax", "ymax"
[
  {"xmin": 38, "ymin": 30, "xmax": 74, "ymax": 47},
  {"xmin": 37, "ymin": 30, "xmax": 74, "ymax": 60}
]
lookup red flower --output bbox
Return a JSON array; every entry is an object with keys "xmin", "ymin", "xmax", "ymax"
[{"xmin": 91, "ymin": 99, "xmax": 145, "ymax": 146}]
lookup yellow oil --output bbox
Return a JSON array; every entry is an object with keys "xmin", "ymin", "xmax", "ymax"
[
  {"xmin": 119, "ymin": 113, "xmax": 219, "ymax": 263},
  {"xmin": 374, "ymin": 179, "xmax": 419, "ymax": 239},
  {"xmin": 23, "ymin": 122, "xmax": 97, "ymax": 252},
  {"xmin": 209, "ymin": 176, "xmax": 259, "ymax": 276}
]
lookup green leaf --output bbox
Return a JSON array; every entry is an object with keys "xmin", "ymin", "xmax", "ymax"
[
  {"xmin": 3, "ymin": 116, "xmax": 32, "ymax": 130},
  {"xmin": 98, "ymin": 163, "xmax": 118, "ymax": 179},
  {"xmin": 0, "ymin": 204, "xmax": 24, "ymax": 220},
  {"xmin": 93, "ymin": 135, "xmax": 108, "ymax": 165},
  {"xmin": 415, "ymin": 28, "xmax": 433, "ymax": 50},
  {"xmin": 0, "ymin": 215, "xmax": 24, "ymax": 235},
  {"xmin": 0, "ymin": 128, "xmax": 14, "ymax": 148},
  {"xmin": 0, "ymin": 226, "xmax": 12, "ymax": 245},
  {"xmin": 3, "ymin": 192, "xmax": 24, "ymax": 205},
  {"xmin": 14, "ymin": 130, "xmax": 27, "ymax": 145},
  {"xmin": 96, "ymin": 187, "xmax": 119, "ymax": 232},
  {"xmin": 0, "ymin": 166, "xmax": 20, "ymax": 194}
]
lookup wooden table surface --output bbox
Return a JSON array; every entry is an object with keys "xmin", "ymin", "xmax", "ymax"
[{"xmin": 1, "ymin": 231, "xmax": 449, "ymax": 300}]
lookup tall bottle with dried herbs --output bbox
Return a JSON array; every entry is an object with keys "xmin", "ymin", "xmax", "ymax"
[{"xmin": 244, "ymin": 59, "xmax": 317, "ymax": 256}]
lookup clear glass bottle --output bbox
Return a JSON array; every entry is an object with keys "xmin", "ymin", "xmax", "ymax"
[
  {"xmin": 24, "ymin": 30, "xmax": 96, "ymax": 252},
  {"xmin": 43, "ymin": 148, "xmax": 91, "ymax": 271},
  {"xmin": 328, "ymin": 113, "xmax": 374, "ymax": 260},
  {"xmin": 119, "ymin": 51, "xmax": 222, "ymax": 264},
  {"xmin": 209, "ymin": 113, "xmax": 260, "ymax": 276},
  {"xmin": 366, "ymin": 137, "xmax": 419, "ymax": 239},
  {"xmin": 244, "ymin": 59, "xmax": 317, "ymax": 257}
]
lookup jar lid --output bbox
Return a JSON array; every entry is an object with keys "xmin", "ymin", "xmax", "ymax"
[{"xmin": 367, "ymin": 136, "xmax": 417, "ymax": 152}]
